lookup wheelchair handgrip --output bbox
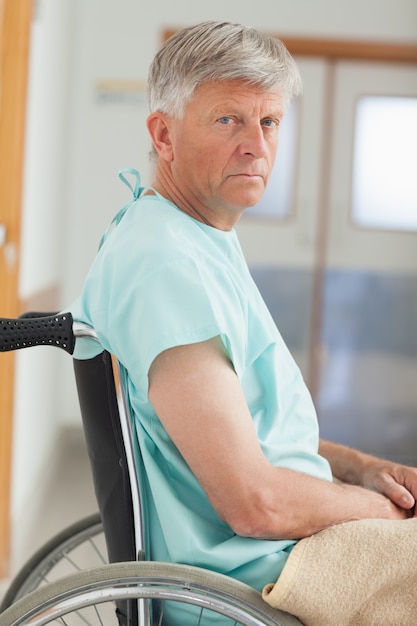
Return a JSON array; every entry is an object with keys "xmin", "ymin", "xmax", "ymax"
[{"xmin": 0, "ymin": 312, "xmax": 75, "ymax": 354}]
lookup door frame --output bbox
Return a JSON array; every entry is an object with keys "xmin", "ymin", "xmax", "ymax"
[
  {"xmin": 276, "ymin": 37, "xmax": 417, "ymax": 395},
  {"xmin": 0, "ymin": 0, "xmax": 32, "ymax": 578},
  {"xmin": 163, "ymin": 29, "xmax": 417, "ymax": 63}
]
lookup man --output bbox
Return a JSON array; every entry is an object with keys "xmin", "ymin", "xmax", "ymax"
[{"xmin": 72, "ymin": 21, "xmax": 417, "ymax": 624}]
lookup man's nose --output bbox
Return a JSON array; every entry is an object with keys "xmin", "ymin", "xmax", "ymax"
[{"xmin": 239, "ymin": 123, "xmax": 267, "ymax": 158}]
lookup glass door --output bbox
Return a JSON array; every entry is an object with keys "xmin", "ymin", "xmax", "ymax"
[{"xmin": 317, "ymin": 61, "xmax": 417, "ymax": 465}]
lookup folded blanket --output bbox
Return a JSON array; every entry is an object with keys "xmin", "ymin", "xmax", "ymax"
[{"xmin": 262, "ymin": 518, "xmax": 417, "ymax": 626}]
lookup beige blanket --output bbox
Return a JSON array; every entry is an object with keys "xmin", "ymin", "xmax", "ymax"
[{"xmin": 262, "ymin": 518, "xmax": 417, "ymax": 626}]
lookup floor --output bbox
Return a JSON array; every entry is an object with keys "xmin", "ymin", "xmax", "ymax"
[{"xmin": 24, "ymin": 427, "xmax": 97, "ymax": 553}]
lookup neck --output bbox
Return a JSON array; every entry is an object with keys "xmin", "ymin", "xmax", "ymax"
[{"xmin": 151, "ymin": 161, "xmax": 238, "ymax": 231}]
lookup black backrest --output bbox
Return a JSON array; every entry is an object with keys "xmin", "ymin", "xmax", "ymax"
[
  {"xmin": 73, "ymin": 352, "xmax": 139, "ymax": 626},
  {"xmin": 73, "ymin": 352, "xmax": 136, "ymax": 564}
]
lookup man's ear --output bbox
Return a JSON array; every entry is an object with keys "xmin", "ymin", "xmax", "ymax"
[{"xmin": 146, "ymin": 112, "xmax": 174, "ymax": 161}]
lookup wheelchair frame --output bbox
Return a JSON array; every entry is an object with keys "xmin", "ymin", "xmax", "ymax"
[{"xmin": 0, "ymin": 312, "xmax": 302, "ymax": 626}]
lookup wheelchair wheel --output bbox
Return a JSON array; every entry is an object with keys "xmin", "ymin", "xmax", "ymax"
[
  {"xmin": 0, "ymin": 561, "xmax": 301, "ymax": 626},
  {"xmin": 0, "ymin": 513, "xmax": 105, "ymax": 611}
]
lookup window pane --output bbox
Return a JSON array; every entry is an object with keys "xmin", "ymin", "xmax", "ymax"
[
  {"xmin": 245, "ymin": 101, "xmax": 298, "ymax": 219},
  {"xmin": 352, "ymin": 96, "xmax": 417, "ymax": 231}
]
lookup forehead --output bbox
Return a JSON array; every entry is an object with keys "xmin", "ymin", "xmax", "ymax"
[{"xmin": 186, "ymin": 79, "xmax": 285, "ymax": 116}]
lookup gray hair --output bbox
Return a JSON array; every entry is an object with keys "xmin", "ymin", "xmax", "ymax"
[{"xmin": 147, "ymin": 21, "xmax": 302, "ymax": 117}]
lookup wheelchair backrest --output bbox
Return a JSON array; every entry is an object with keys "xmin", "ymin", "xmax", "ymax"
[{"xmin": 73, "ymin": 351, "xmax": 137, "ymax": 565}]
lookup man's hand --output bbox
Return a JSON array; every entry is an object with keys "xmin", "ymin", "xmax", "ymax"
[
  {"xmin": 361, "ymin": 460, "xmax": 417, "ymax": 517},
  {"xmin": 319, "ymin": 440, "xmax": 417, "ymax": 518}
]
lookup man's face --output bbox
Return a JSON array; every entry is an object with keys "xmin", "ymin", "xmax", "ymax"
[{"xmin": 162, "ymin": 80, "xmax": 285, "ymax": 228}]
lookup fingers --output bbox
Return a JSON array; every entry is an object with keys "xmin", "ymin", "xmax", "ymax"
[
  {"xmin": 362, "ymin": 459, "xmax": 417, "ymax": 517},
  {"xmin": 378, "ymin": 471, "xmax": 416, "ymax": 512}
]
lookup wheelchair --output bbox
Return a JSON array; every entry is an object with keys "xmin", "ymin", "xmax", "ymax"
[{"xmin": 0, "ymin": 312, "xmax": 302, "ymax": 625}]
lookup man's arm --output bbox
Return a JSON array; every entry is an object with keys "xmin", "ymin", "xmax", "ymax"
[
  {"xmin": 148, "ymin": 337, "xmax": 411, "ymax": 541},
  {"xmin": 319, "ymin": 439, "xmax": 417, "ymax": 517}
]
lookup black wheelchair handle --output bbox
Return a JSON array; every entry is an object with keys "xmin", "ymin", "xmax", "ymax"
[{"xmin": 0, "ymin": 312, "xmax": 75, "ymax": 355}]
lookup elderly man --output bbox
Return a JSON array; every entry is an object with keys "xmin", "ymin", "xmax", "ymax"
[{"xmin": 72, "ymin": 21, "xmax": 417, "ymax": 625}]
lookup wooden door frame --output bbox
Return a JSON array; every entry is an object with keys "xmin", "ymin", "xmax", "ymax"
[
  {"xmin": 0, "ymin": 0, "xmax": 32, "ymax": 578},
  {"xmin": 163, "ymin": 29, "xmax": 417, "ymax": 63}
]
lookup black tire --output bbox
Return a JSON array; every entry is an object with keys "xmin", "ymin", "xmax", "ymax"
[
  {"xmin": 0, "ymin": 561, "xmax": 302, "ymax": 626},
  {"xmin": 0, "ymin": 513, "xmax": 104, "ymax": 611}
]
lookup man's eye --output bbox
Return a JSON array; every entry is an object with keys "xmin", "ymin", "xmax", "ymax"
[
  {"xmin": 218, "ymin": 116, "xmax": 233, "ymax": 125},
  {"xmin": 262, "ymin": 119, "xmax": 278, "ymax": 128}
]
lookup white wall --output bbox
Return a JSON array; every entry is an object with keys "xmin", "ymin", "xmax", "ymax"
[
  {"xmin": 10, "ymin": 0, "xmax": 76, "ymax": 569},
  {"xmin": 10, "ymin": 0, "xmax": 417, "ymax": 570}
]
